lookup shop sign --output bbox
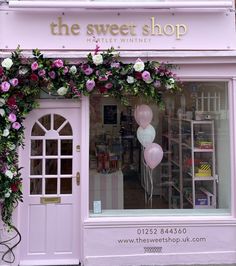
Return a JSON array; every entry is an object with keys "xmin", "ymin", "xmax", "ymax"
[{"xmin": 0, "ymin": 11, "xmax": 235, "ymax": 50}]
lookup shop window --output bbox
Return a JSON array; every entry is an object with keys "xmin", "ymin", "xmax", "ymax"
[{"xmin": 89, "ymin": 82, "xmax": 231, "ymax": 216}]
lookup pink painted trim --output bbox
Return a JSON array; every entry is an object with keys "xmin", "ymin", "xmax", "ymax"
[{"xmin": 8, "ymin": 1, "xmax": 232, "ymax": 9}]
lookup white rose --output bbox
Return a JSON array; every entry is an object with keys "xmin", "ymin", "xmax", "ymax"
[
  {"xmin": 126, "ymin": 76, "xmax": 135, "ymax": 84},
  {"xmin": 5, "ymin": 170, "xmax": 14, "ymax": 179},
  {"xmin": 5, "ymin": 192, "xmax": 11, "ymax": 198},
  {"xmin": 3, "ymin": 129, "xmax": 9, "ymax": 137},
  {"xmin": 92, "ymin": 54, "xmax": 103, "ymax": 66},
  {"xmin": 0, "ymin": 109, "xmax": 5, "ymax": 116},
  {"xmin": 169, "ymin": 78, "xmax": 175, "ymax": 84},
  {"xmin": 2, "ymin": 58, "xmax": 13, "ymax": 70},
  {"xmin": 145, "ymin": 78, "xmax": 153, "ymax": 84},
  {"xmin": 133, "ymin": 59, "xmax": 145, "ymax": 72},
  {"xmin": 0, "ymin": 98, "xmax": 5, "ymax": 107},
  {"xmin": 69, "ymin": 65, "xmax": 77, "ymax": 75},
  {"xmin": 166, "ymin": 83, "xmax": 174, "ymax": 90},
  {"xmin": 19, "ymin": 67, "xmax": 29, "ymax": 75},
  {"xmin": 57, "ymin": 86, "xmax": 68, "ymax": 96}
]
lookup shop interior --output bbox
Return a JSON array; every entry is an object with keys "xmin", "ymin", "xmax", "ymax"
[{"xmin": 89, "ymin": 82, "xmax": 231, "ymax": 213}]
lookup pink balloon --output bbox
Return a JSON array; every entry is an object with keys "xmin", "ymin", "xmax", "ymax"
[
  {"xmin": 144, "ymin": 143, "xmax": 163, "ymax": 169},
  {"xmin": 135, "ymin": 104, "xmax": 153, "ymax": 129}
]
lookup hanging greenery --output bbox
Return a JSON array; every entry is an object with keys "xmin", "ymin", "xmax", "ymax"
[{"xmin": 0, "ymin": 46, "xmax": 181, "ymax": 227}]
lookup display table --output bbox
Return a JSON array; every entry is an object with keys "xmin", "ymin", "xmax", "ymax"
[{"xmin": 89, "ymin": 170, "xmax": 124, "ymax": 210}]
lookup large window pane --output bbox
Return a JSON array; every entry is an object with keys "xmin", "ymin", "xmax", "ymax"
[{"xmin": 89, "ymin": 82, "xmax": 231, "ymax": 215}]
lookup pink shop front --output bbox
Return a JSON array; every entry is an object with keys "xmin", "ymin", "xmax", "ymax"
[{"xmin": 1, "ymin": 1, "xmax": 236, "ymax": 266}]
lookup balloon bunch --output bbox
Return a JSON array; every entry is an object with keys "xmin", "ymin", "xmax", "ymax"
[{"xmin": 134, "ymin": 105, "xmax": 164, "ymax": 207}]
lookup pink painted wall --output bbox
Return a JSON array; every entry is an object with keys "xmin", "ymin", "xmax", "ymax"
[{"xmin": 1, "ymin": 5, "xmax": 236, "ymax": 266}]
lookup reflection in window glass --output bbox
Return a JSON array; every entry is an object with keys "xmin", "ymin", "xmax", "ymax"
[
  {"xmin": 61, "ymin": 159, "xmax": 72, "ymax": 174},
  {"xmin": 30, "ymin": 178, "xmax": 42, "ymax": 195},
  {"xmin": 46, "ymin": 139, "xmax": 58, "ymax": 155},
  {"xmin": 32, "ymin": 123, "xmax": 45, "ymax": 136},
  {"xmin": 46, "ymin": 159, "xmax": 57, "ymax": 175},
  {"xmin": 39, "ymin": 114, "xmax": 51, "ymax": 130},
  {"xmin": 61, "ymin": 140, "xmax": 73, "ymax": 155},
  {"xmin": 54, "ymin": 114, "xmax": 66, "ymax": 130},
  {"xmin": 45, "ymin": 178, "xmax": 57, "ymax": 194},
  {"xmin": 59, "ymin": 123, "xmax": 72, "ymax": 136},
  {"xmin": 31, "ymin": 140, "xmax": 43, "ymax": 156},
  {"xmin": 60, "ymin": 178, "xmax": 72, "ymax": 194},
  {"xmin": 30, "ymin": 159, "xmax": 42, "ymax": 175},
  {"xmin": 89, "ymin": 82, "xmax": 231, "ymax": 214}
]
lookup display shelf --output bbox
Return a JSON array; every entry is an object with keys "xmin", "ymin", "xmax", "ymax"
[
  {"xmin": 193, "ymin": 176, "xmax": 216, "ymax": 181},
  {"xmin": 171, "ymin": 159, "xmax": 180, "ymax": 167},
  {"xmin": 193, "ymin": 148, "xmax": 214, "ymax": 152},
  {"xmin": 162, "ymin": 116, "xmax": 217, "ymax": 209}
]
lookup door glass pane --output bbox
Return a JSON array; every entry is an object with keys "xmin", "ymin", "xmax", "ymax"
[
  {"xmin": 46, "ymin": 139, "xmax": 58, "ymax": 155},
  {"xmin": 39, "ymin": 114, "xmax": 51, "ymax": 130},
  {"xmin": 54, "ymin": 114, "xmax": 66, "ymax": 130},
  {"xmin": 30, "ymin": 178, "xmax": 42, "ymax": 195},
  {"xmin": 30, "ymin": 159, "xmax": 42, "ymax": 175},
  {"xmin": 61, "ymin": 139, "xmax": 73, "ymax": 155},
  {"xmin": 46, "ymin": 159, "xmax": 57, "ymax": 175},
  {"xmin": 60, "ymin": 178, "xmax": 72, "ymax": 194},
  {"xmin": 32, "ymin": 123, "xmax": 45, "ymax": 136},
  {"xmin": 61, "ymin": 159, "xmax": 72, "ymax": 174},
  {"xmin": 59, "ymin": 122, "xmax": 72, "ymax": 136},
  {"xmin": 45, "ymin": 178, "xmax": 57, "ymax": 194},
  {"xmin": 31, "ymin": 140, "xmax": 43, "ymax": 156}
]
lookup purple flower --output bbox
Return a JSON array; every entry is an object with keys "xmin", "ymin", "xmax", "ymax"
[
  {"xmin": 1, "ymin": 81, "xmax": 10, "ymax": 92},
  {"xmin": 154, "ymin": 80, "xmax": 161, "ymax": 88},
  {"xmin": 31, "ymin": 61, "xmax": 39, "ymax": 71},
  {"xmin": 105, "ymin": 82, "xmax": 113, "ymax": 89},
  {"xmin": 12, "ymin": 122, "xmax": 21, "ymax": 130},
  {"xmin": 86, "ymin": 80, "xmax": 95, "ymax": 92},
  {"xmin": 8, "ymin": 113, "xmax": 17, "ymax": 123},
  {"xmin": 9, "ymin": 78, "xmax": 18, "ymax": 87},
  {"xmin": 38, "ymin": 69, "xmax": 46, "ymax": 77},
  {"xmin": 53, "ymin": 59, "xmax": 64, "ymax": 68},
  {"xmin": 111, "ymin": 62, "xmax": 120, "ymax": 68},
  {"xmin": 142, "ymin": 71, "xmax": 151, "ymax": 82},
  {"xmin": 48, "ymin": 71, "xmax": 56, "ymax": 79}
]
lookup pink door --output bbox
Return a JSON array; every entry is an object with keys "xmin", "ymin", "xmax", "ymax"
[{"xmin": 19, "ymin": 100, "xmax": 81, "ymax": 265}]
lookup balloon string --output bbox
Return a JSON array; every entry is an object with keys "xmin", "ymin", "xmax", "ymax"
[
  {"xmin": 148, "ymin": 168, "xmax": 153, "ymax": 208},
  {"xmin": 142, "ymin": 147, "xmax": 148, "ymax": 205}
]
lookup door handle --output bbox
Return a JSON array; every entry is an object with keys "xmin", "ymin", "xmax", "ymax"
[{"xmin": 76, "ymin": 172, "xmax": 80, "ymax": 186}]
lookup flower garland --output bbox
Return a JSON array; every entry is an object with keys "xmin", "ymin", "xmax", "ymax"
[{"xmin": 0, "ymin": 47, "xmax": 181, "ymax": 227}]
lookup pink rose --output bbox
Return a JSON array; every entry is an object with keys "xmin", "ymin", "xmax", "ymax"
[
  {"xmin": 53, "ymin": 59, "xmax": 64, "ymax": 68},
  {"xmin": 8, "ymin": 113, "xmax": 17, "ymax": 123},
  {"xmin": 98, "ymin": 76, "xmax": 108, "ymax": 82},
  {"xmin": 105, "ymin": 82, "xmax": 113, "ymax": 89},
  {"xmin": 86, "ymin": 80, "xmax": 95, "ymax": 92},
  {"xmin": 84, "ymin": 67, "xmax": 93, "ymax": 76},
  {"xmin": 12, "ymin": 122, "xmax": 21, "ymax": 130},
  {"xmin": 1, "ymin": 81, "xmax": 10, "ymax": 92},
  {"xmin": 38, "ymin": 69, "xmax": 46, "ymax": 77},
  {"xmin": 31, "ymin": 61, "xmax": 39, "ymax": 71},
  {"xmin": 9, "ymin": 78, "xmax": 18, "ymax": 87},
  {"xmin": 48, "ymin": 71, "xmax": 56, "ymax": 79},
  {"xmin": 63, "ymin": 66, "xmax": 69, "ymax": 75},
  {"xmin": 142, "ymin": 71, "xmax": 151, "ymax": 82}
]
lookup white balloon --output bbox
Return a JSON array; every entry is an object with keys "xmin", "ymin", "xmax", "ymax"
[{"xmin": 137, "ymin": 124, "xmax": 156, "ymax": 147}]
